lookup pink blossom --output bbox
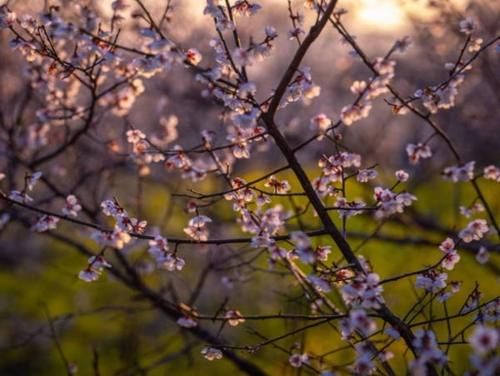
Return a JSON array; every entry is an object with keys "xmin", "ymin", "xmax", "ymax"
[
  {"xmin": 475, "ymin": 247, "xmax": 489, "ymax": 264},
  {"xmin": 177, "ymin": 316, "xmax": 197, "ymax": 328},
  {"xmin": 459, "ymin": 219, "xmax": 489, "ymax": 243},
  {"xmin": 406, "ymin": 143, "xmax": 432, "ymax": 165},
  {"xmin": 32, "ymin": 215, "xmax": 59, "ymax": 232},
  {"xmin": 201, "ymin": 347, "xmax": 223, "ymax": 361},
  {"xmin": 78, "ymin": 269, "xmax": 100, "ymax": 282},
  {"xmin": 288, "ymin": 353, "xmax": 309, "ymax": 368},
  {"xmin": 224, "ymin": 310, "xmax": 245, "ymax": 326},
  {"xmin": 468, "ymin": 325, "xmax": 498, "ymax": 355},
  {"xmin": 483, "ymin": 165, "xmax": 500, "ymax": 182},
  {"xmin": 62, "ymin": 195, "xmax": 81, "ymax": 217}
]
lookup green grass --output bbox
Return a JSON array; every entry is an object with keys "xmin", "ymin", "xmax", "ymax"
[{"xmin": 0, "ymin": 174, "xmax": 498, "ymax": 375}]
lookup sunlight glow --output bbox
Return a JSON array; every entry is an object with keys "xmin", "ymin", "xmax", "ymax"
[{"xmin": 356, "ymin": 0, "xmax": 406, "ymax": 30}]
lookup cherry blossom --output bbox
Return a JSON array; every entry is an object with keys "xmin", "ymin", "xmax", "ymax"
[
  {"xmin": 483, "ymin": 165, "xmax": 500, "ymax": 182},
  {"xmin": 468, "ymin": 325, "xmax": 498, "ymax": 355},
  {"xmin": 459, "ymin": 219, "xmax": 489, "ymax": 243},
  {"xmin": 460, "ymin": 203, "xmax": 484, "ymax": 218},
  {"xmin": 0, "ymin": 1, "xmax": 498, "ymax": 373},
  {"xmin": 350, "ymin": 80, "xmax": 367, "ymax": 94},
  {"xmin": 340, "ymin": 103, "xmax": 371, "ymax": 126},
  {"xmin": 459, "ymin": 17, "xmax": 476, "ymax": 34},
  {"xmin": 184, "ymin": 215, "xmax": 212, "ymax": 241},
  {"xmin": 373, "ymin": 187, "xmax": 416, "ymax": 218},
  {"xmin": 264, "ymin": 176, "xmax": 291, "ymax": 194},
  {"xmin": 0, "ymin": 6, "xmax": 16, "ymax": 28},
  {"xmin": 62, "ymin": 195, "xmax": 81, "ymax": 217},
  {"xmin": 91, "ymin": 229, "xmax": 131, "ymax": 250},
  {"xmin": 126, "ymin": 129, "xmax": 146, "ymax": 144},
  {"xmin": 78, "ymin": 269, "xmax": 100, "ymax": 283},
  {"xmin": 341, "ymin": 272, "xmax": 384, "ymax": 309},
  {"xmin": 356, "ymin": 169, "xmax": 377, "ymax": 183},
  {"xmin": 288, "ymin": 353, "xmax": 309, "ymax": 368},
  {"xmin": 224, "ymin": 310, "xmax": 245, "ymax": 327},
  {"xmin": 475, "ymin": 247, "xmax": 489, "ymax": 264},
  {"xmin": 482, "ymin": 299, "xmax": 500, "ymax": 323},
  {"xmin": 340, "ymin": 309, "xmax": 376, "ymax": 339},
  {"xmin": 395, "ymin": 170, "xmax": 409, "ymax": 182},
  {"xmin": 233, "ymin": 1, "xmax": 262, "ymax": 17},
  {"xmin": 8, "ymin": 190, "xmax": 33, "ymax": 204},
  {"xmin": 411, "ymin": 329, "xmax": 447, "ymax": 371},
  {"xmin": 32, "ymin": 215, "xmax": 59, "ymax": 232},
  {"xmin": 335, "ymin": 196, "xmax": 366, "ymax": 219},
  {"xmin": 352, "ymin": 342, "xmax": 376, "ymax": 375},
  {"xmin": 307, "ymin": 274, "xmax": 332, "ymax": 293},
  {"xmin": 184, "ymin": 48, "xmax": 202, "ymax": 66},
  {"xmin": 177, "ymin": 316, "xmax": 198, "ymax": 328},
  {"xmin": 406, "ymin": 143, "xmax": 432, "ymax": 165},
  {"xmin": 416, "ymin": 270, "xmax": 447, "ymax": 293},
  {"xmin": 468, "ymin": 37, "xmax": 483, "ymax": 53},
  {"xmin": 201, "ymin": 347, "xmax": 223, "ymax": 361},
  {"xmin": 438, "ymin": 238, "xmax": 460, "ymax": 270},
  {"xmin": 285, "ymin": 67, "xmax": 321, "ymax": 105},
  {"xmin": 158, "ymin": 253, "xmax": 185, "ymax": 272},
  {"xmin": 148, "ymin": 235, "xmax": 169, "ymax": 258},
  {"xmin": 78, "ymin": 255, "xmax": 112, "ymax": 283},
  {"xmin": 26, "ymin": 171, "xmax": 43, "ymax": 191},
  {"xmin": 443, "ymin": 161, "xmax": 475, "ymax": 182},
  {"xmin": 310, "ymin": 113, "xmax": 332, "ymax": 138}
]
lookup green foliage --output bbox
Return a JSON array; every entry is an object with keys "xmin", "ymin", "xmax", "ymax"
[{"xmin": 0, "ymin": 176, "xmax": 497, "ymax": 375}]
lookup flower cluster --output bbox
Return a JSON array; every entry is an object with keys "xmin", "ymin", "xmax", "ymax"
[
  {"xmin": 164, "ymin": 145, "xmax": 212, "ymax": 182},
  {"xmin": 0, "ymin": 6, "xmax": 16, "ymax": 28},
  {"xmin": 442, "ymin": 161, "xmax": 475, "ymax": 182},
  {"xmin": 288, "ymin": 352, "xmax": 309, "ymax": 368},
  {"xmin": 352, "ymin": 342, "xmax": 377, "ymax": 375},
  {"xmin": 416, "ymin": 269, "xmax": 447, "ymax": 293},
  {"xmin": 416, "ymin": 75, "xmax": 464, "ymax": 113},
  {"xmin": 340, "ymin": 57, "xmax": 396, "ymax": 126},
  {"xmin": 290, "ymin": 231, "xmax": 331, "ymax": 265},
  {"xmin": 8, "ymin": 171, "xmax": 42, "ymax": 204},
  {"xmin": 406, "ymin": 143, "xmax": 432, "ymax": 165},
  {"xmin": 201, "ymin": 346, "xmax": 223, "ymax": 361},
  {"xmin": 468, "ymin": 325, "xmax": 499, "ymax": 375},
  {"xmin": 411, "ymin": 330, "xmax": 447, "ymax": 372},
  {"xmin": 224, "ymin": 309, "xmax": 245, "ymax": 326},
  {"xmin": 460, "ymin": 202, "xmax": 484, "ymax": 218},
  {"xmin": 184, "ymin": 215, "xmax": 212, "ymax": 241},
  {"xmin": 314, "ymin": 152, "xmax": 361, "ymax": 196},
  {"xmin": 340, "ymin": 309, "xmax": 376, "ymax": 339},
  {"xmin": 459, "ymin": 219, "xmax": 489, "ymax": 243},
  {"xmin": 438, "ymin": 238, "xmax": 460, "ymax": 270},
  {"xmin": 284, "ymin": 67, "xmax": 321, "ymax": 106},
  {"xmin": 78, "ymin": 255, "xmax": 112, "ymax": 282},
  {"xmin": 373, "ymin": 187, "xmax": 416, "ymax": 218},
  {"xmin": 341, "ymin": 272, "xmax": 385, "ymax": 309},
  {"xmin": 264, "ymin": 175, "xmax": 291, "ymax": 194},
  {"xmin": 31, "ymin": 215, "xmax": 60, "ymax": 232},
  {"xmin": 483, "ymin": 165, "xmax": 500, "ymax": 182},
  {"xmin": 310, "ymin": 113, "xmax": 332, "ymax": 139},
  {"xmin": 62, "ymin": 195, "xmax": 81, "ymax": 217},
  {"xmin": 90, "ymin": 199, "xmax": 145, "ymax": 249},
  {"xmin": 334, "ymin": 196, "xmax": 366, "ymax": 219},
  {"xmin": 148, "ymin": 235, "xmax": 185, "ymax": 272},
  {"xmin": 476, "ymin": 247, "xmax": 490, "ymax": 264}
]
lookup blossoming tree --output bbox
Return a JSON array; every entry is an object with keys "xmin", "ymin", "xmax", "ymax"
[{"xmin": 0, "ymin": 1, "xmax": 498, "ymax": 375}]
